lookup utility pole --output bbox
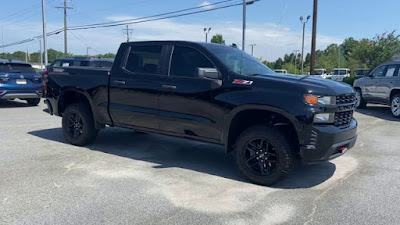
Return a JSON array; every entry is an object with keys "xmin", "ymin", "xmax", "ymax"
[
  {"xmin": 86, "ymin": 47, "xmax": 91, "ymax": 57},
  {"xmin": 310, "ymin": 0, "xmax": 318, "ymax": 75},
  {"xmin": 203, "ymin": 27, "xmax": 211, "ymax": 42},
  {"xmin": 242, "ymin": 0, "xmax": 246, "ymax": 51},
  {"xmin": 1, "ymin": 27, "xmax": 4, "ymax": 53},
  {"xmin": 42, "ymin": 0, "xmax": 48, "ymax": 66},
  {"xmin": 56, "ymin": 0, "xmax": 73, "ymax": 54},
  {"xmin": 123, "ymin": 25, "xmax": 133, "ymax": 42},
  {"xmin": 293, "ymin": 50, "xmax": 300, "ymax": 74},
  {"xmin": 300, "ymin": 15, "xmax": 310, "ymax": 75},
  {"xmin": 249, "ymin": 44, "xmax": 256, "ymax": 56}
]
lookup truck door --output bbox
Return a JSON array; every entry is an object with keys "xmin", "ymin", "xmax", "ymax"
[
  {"xmin": 365, "ymin": 65, "xmax": 387, "ymax": 102},
  {"xmin": 374, "ymin": 65, "xmax": 398, "ymax": 104},
  {"xmin": 158, "ymin": 45, "xmax": 225, "ymax": 141},
  {"xmin": 109, "ymin": 44, "xmax": 167, "ymax": 130}
]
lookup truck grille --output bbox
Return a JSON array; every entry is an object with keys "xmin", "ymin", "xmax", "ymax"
[
  {"xmin": 335, "ymin": 111, "xmax": 353, "ymax": 127},
  {"xmin": 336, "ymin": 94, "xmax": 356, "ymax": 105}
]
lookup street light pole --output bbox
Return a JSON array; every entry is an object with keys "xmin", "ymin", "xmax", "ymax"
[
  {"xmin": 41, "ymin": 0, "xmax": 48, "ymax": 67},
  {"xmin": 293, "ymin": 50, "xmax": 300, "ymax": 74},
  {"xmin": 300, "ymin": 15, "xmax": 310, "ymax": 75},
  {"xmin": 204, "ymin": 27, "xmax": 211, "ymax": 42},
  {"xmin": 249, "ymin": 44, "xmax": 256, "ymax": 56},
  {"xmin": 39, "ymin": 39, "xmax": 43, "ymax": 71}
]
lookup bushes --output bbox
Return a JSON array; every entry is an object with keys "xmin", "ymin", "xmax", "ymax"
[{"xmin": 343, "ymin": 76, "xmax": 358, "ymax": 86}]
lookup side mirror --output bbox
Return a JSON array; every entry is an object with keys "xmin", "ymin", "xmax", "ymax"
[{"xmin": 198, "ymin": 68, "xmax": 221, "ymax": 79}]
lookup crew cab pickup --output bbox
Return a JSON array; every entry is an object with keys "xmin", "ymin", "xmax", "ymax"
[{"xmin": 44, "ymin": 41, "xmax": 358, "ymax": 186}]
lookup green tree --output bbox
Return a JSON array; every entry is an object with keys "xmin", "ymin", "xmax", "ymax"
[{"xmin": 210, "ymin": 34, "xmax": 225, "ymax": 45}]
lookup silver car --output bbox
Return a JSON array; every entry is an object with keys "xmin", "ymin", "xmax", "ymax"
[{"xmin": 354, "ymin": 61, "xmax": 400, "ymax": 118}]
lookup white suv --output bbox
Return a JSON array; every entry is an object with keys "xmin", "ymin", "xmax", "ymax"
[{"xmin": 330, "ymin": 68, "xmax": 351, "ymax": 81}]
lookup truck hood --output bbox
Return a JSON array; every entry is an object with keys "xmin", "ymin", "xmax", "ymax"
[{"xmin": 250, "ymin": 74, "xmax": 355, "ymax": 96}]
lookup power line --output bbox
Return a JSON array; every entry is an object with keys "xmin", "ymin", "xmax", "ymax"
[
  {"xmin": 69, "ymin": 0, "xmax": 236, "ymax": 29},
  {"xmin": 68, "ymin": 2, "xmax": 245, "ymax": 31},
  {"xmin": 0, "ymin": 0, "xmax": 246, "ymax": 49}
]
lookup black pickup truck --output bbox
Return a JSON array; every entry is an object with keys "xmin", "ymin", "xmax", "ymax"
[{"xmin": 44, "ymin": 41, "xmax": 357, "ymax": 185}]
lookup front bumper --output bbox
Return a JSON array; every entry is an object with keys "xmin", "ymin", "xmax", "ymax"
[
  {"xmin": 0, "ymin": 89, "xmax": 42, "ymax": 99},
  {"xmin": 300, "ymin": 119, "xmax": 357, "ymax": 163}
]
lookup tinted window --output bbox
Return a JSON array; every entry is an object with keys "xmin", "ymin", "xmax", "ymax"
[
  {"xmin": 332, "ymin": 70, "xmax": 348, "ymax": 75},
  {"xmin": 0, "ymin": 63, "xmax": 36, "ymax": 73},
  {"xmin": 125, "ymin": 45, "xmax": 162, "ymax": 74},
  {"xmin": 79, "ymin": 61, "xmax": 90, "ymax": 67},
  {"xmin": 51, "ymin": 60, "xmax": 74, "ymax": 67},
  {"xmin": 372, "ymin": 66, "xmax": 386, "ymax": 77},
  {"xmin": 385, "ymin": 65, "xmax": 397, "ymax": 77},
  {"xmin": 170, "ymin": 46, "xmax": 214, "ymax": 78}
]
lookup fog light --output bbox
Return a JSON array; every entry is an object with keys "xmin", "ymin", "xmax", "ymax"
[{"xmin": 314, "ymin": 113, "xmax": 335, "ymax": 124}]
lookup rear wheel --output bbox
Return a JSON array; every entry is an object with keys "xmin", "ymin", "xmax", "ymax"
[
  {"xmin": 62, "ymin": 103, "xmax": 98, "ymax": 146},
  {"xmin": 391, "ymin": 94, "xmax": 400, "ymax": 118},
  {"xmin": 234, "ymin": 125, "xmax": 295, "ymax": 186},
  {"xmin": 27, "ymin": 98, "xmax": 40, "ymax": 106},
  {"xmin": 355, "ymin": 89, "xmax": 367, "ymax": 108}
]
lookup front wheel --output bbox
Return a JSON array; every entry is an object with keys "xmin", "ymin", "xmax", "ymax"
[
  {"xmin": 62, "ymin": 103, "xmax": 98, "ymax": 146},
  {"xmin": 234, "ymin": 125, "xmax": 296, "ymax": 186},
  {"xmin": 27, "ymin": 98, "xmax": 40, "ymax": 106},
  {"xmin": 355, "ymin": 89, "xmax": 367, "ymax": 108},
  {"xmin": 391, "ymin": 94, "xmax": 400, "ymax": 118}
]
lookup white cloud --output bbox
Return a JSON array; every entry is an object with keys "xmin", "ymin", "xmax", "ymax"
[
  {"xmin": 1, "ymin": 16, "xmax": 343, "ymax": 61},
  {"xmin": 198, "ymin": 1, "xmax": 215, "ymax": 10}
]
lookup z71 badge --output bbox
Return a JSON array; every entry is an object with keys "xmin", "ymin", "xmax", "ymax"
[{"xmin": 232, "ymin": 79, "xmax": 253, "ymax": 85}]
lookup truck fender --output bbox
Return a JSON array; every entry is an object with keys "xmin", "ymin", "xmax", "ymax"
[{"xmin": 221, "ymin": 104, "xmax": 302, "ymax": 146}]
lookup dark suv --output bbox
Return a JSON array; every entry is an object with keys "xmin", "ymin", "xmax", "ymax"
[
  {"xmin": 354, "ymin": 61, "xmax": 400, "ymax": 117},
  {"xmin": 44, "ymin": 41, "xmax": 358, "ymax": 185}
]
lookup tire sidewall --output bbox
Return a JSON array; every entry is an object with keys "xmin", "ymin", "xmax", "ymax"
[
  {"xmin": 355, "ymin": 89, "xmax": 366, "ymax": 108},
  {"xmin": 62, "ymin": 103, "xmax": 96, "ymax": 146},
  {"xmin": 234, "ymin": 126, "xmax": 294, "ymax": 186},
  {"xmin": 27, "ymin": 98, "xmax": 40, "ymax": 106},
  {"xmin": 391, "ymin": 94, "xmax": 400, "ymax": 118}
]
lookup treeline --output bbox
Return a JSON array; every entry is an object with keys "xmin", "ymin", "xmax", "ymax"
[
  {"xmin": 263, "ymin": 31, "xmax": 400, "ymax": 74},
  {"xmin": 0, "ymin": 49, "xmax": 116, "ymax": 64}
]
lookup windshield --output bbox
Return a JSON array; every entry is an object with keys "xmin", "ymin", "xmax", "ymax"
[
  {"xmin": 332, "ymin": 70, "xmax": 348, "ymax": 75},
  {"xmin": 315, "ymin": 70, "xmax": 325, "ymax": 75},
  {"xmin": 0, "ymin": 63, "xmax": 36, "ymax": 73},
  {"xmin": 204, "ymin": 44, "xmax": 274, "ymax": 76}
]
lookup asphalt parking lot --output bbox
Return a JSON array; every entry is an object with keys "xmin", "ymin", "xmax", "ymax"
[{"xmin": 1, "ymin": 100, "xmax": 400, "ymax": 225}]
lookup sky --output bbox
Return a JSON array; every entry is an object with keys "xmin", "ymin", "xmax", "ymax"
[{"xmin": 0, "ymin": 0, "xmax": 399, "ymax": 61}]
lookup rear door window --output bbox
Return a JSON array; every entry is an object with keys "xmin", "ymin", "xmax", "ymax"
[
  {"xmin": 385, "ymin": 65, "xmax": 397, "ymax": 77},
  {"xmin": 125, "ymin": 45, "xmax": 163, "ymax": 75}
]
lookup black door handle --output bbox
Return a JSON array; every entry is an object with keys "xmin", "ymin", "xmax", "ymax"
[
  {"xmin": 114, "ymin": 80, "xmax": 126, "ymax": 85},
  {"xmin": 162, "ymin": 84, "xmax": 177, "ymax": 90}
]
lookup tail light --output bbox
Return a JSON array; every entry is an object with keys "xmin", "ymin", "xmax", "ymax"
[{"xmin": 43, "ymin": 70, "xmax": 49, "ymax": 80}]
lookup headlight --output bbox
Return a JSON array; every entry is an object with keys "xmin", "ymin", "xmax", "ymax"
[
  {"xmin": 314, "ymin": 113, "xmax": 335, "ymax": 123},
  {"xmin": 304, "ymin": 94, "xmax": 335, "ymax": 105}
]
